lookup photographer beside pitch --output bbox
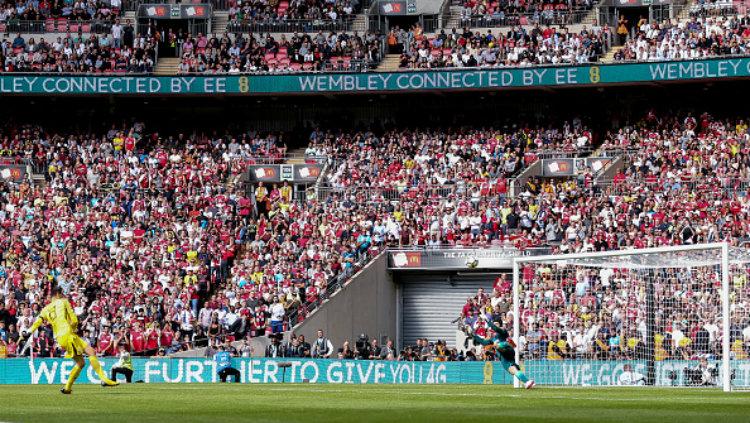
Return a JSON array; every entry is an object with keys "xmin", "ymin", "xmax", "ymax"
[{"xmin": 215, "ymin": 345, "xmax": 241, "ymax": 383}]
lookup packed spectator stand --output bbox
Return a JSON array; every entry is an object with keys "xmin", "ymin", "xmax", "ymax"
[
  {"xmin": 392, "ymin": 23, "xmax": 610, "ymax": 68},
  {"xmin": 459, "ymin": 112, "xmax": 750, "ymax": 364},
  {"xmin": 176, "ymin": 30, "xmax": 383, "ymax": 73},
  {"xmin": 2, "ymin": 106, "xmax": 750, "ymax": 362},
  {"xmin": 0, "ymin": 119, "xmax": 592, "ymax": 358},
  {"xmin": 0, "ymin": 28, "xmax": 156, "ymax": 72},
  {"xmin": 0, "ymin": 0, "xmax": 123, "ymax": 34},
  {"xmin": 226, "ymin": 0, "xmax": 360, "ymax": 33},
  {"xmin": 615, "ymin": 14, "xmax": 750, "ymax": 61},
  {"xmin": 457, "ymin": 0, "xmax": 598, "ymax": 28}
]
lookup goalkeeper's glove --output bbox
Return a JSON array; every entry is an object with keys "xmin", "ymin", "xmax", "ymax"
[{"xmin": 19, "ymin": 331, "xmax": 30, "ymax": 343}]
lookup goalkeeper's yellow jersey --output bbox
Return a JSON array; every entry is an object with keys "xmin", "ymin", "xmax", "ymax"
[{"xmin": 29, "ymin": 298, "xmax": 78, "ymax": 339}]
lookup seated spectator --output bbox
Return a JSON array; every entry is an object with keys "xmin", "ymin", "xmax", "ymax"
[{"xmin": 399, "ymin": 24, "xmax": 610, "ymax": 69}]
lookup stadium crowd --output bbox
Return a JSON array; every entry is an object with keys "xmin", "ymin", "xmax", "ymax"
[
  {"xmin": 0, "ymin": 31, "xmax": 155, "ymax": 72},
  {"xmin": 0, "ymin": 123, "xmax": 294, "ymax": 358},
  {"xmin": 0, "ymin": 0, "xmax": 122, "ymax": 23},
  {"xmin": 458, "ymin": 112, "xmax": 750, "ymax": 368},
  {"xmin": 614, "ymin": 15, "xmax": 750, "ymax": 61},
  {"xmin": 391, "ymin": 24, "xmax": 611, "ymax": 68},
  {"xmin": 226, "ymin": 0, "xmax": 358, "ymax": 24},
  {"xmin": 308, "ymin": 123, "xmax": 591, "ymax": 247},
  {"xmin": 2, "ymin": 110, "xmax": 750, "ymax": 363},
  {"xmin": 457, "ymin": 0, "xmax": 597, "ymax": 27},
  {"xmin": 175, "ymin": 30, "xmax": 383, "ymax": 74}
]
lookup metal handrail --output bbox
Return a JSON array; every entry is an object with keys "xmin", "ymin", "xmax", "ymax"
[
  {"xmin": 0, "ymin": 19, "xmax": 116, "ymax": 34},
  {"xmin": 455, "ymin": 8, "xmax": 598, "ymax": 28},
  {"xmin": 225, "ymin": 17, "xmax": 355, "ymax": 34}
]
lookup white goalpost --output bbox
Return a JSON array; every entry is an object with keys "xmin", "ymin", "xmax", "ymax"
[{"xmin": 512, "ymin": 242, "xmax": 750, "ymax": 392}]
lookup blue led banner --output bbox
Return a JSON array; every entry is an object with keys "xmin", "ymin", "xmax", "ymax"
[
  {"xmin": 0, "ymin": 58, "xmax": 748, "ymax": 95},
  {"xmin": 1, "ymin": 358, "xmax": 748, "ymax": 385}
]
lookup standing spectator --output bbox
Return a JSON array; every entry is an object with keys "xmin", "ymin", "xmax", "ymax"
[
  {"xmin": 269, "ymin": 297, "xmax": 285, "ymax": 334},
  {"xmin": 617, "ymin": 16, "xmax": 629, "ymax": 45},
  {"xmin": 111, "ymin": 19, "xmax": 122, "ymax": 48},
  {"xmin": 123, "ymin": 20, "xmax": 134, "ymax": 48},
  {"xmin": 311, "ymin": 329, "xmax": 333, "ymax": 358}
]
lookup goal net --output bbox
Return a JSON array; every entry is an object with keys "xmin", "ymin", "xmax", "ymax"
[{"xmin": 512, "ymin": 243, "xmax": 750, "ymax": 391}]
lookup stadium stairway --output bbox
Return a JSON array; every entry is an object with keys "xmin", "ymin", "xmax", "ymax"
[
  {"xmin": 285, "ymin": 147, "xmax": 308, "ymax": 164},
  {"xmin": 352, "ymin": 14, "xmax": 368, "ymax": 32},
  {"xmin": 213, "ymin": 11, "xmax": 229, "ymax": 35},
  {"xmin": 123, "ymin": 10, "xmax": 136, "ymax": 24},
  {"xmin": 600, "ymin": 45, "xmax": 623, "ymax": 62},
  {"xmin": 376, "ymin": 54, "xmax": 402, "ymax": 72},
  {"xmin": 154, "ymin": 57, "xmax": 181, "ymax": 75}
]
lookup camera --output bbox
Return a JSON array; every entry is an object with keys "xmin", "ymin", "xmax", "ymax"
[
  {"xmin": 355, "ymin": 333, "xmax": 369, "ymax": 350},
  {"xmin": 355, "ymin": 333, "xmax": 371, "ymax": 358}
]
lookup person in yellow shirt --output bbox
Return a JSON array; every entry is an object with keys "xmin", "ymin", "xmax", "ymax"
[
  {"xmin": 546, "ymin": 333, "xmax": 569, "ymax": 360},
  {"xmin": 183, "ymin": 270, "xmax": 198, "ymax": 286},
  {"xmin": 112, "ymin": 134, "xmax": 124, "ymax": 152},
  {"xmin": 20, "ymin": 286, "xmax": 119, "ymax": 394},
  {"xmin": 279, "ymin": 181, "xmax": 292, "ymax": 203}
]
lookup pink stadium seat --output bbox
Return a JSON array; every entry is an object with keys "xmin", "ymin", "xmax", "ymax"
[
  {"xmin": 69, "ymin": 23, "xmax": 79, "ymax": 33},
  {"xmin": 46, "ymin": 19, "xmax": 56, "ymax": 32},
  {"xmin": 81, "ymin": 24, "xmax": 91, "ymax": 33}
]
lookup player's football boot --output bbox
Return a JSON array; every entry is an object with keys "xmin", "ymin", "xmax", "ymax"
[
  {"xmin": 60, "ymin": 388, "xmax": 72, "ymax": 395},
  {"xmin": 101, "ymin": 379, "xmax": 120, "ymax": 387},
  {"xmin": 525, "ymin": 380, "xmax": 535, "ymax": 389}
]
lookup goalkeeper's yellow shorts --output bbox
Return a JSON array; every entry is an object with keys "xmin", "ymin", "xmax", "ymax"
[{"xmin": 57, "ymin": 334, "xmax": 89, "ymax": 358}]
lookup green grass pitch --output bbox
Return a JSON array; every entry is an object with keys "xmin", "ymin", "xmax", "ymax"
[{"xmin": 1, "ymin": 384, "xmax": 749, "ymax": 423}]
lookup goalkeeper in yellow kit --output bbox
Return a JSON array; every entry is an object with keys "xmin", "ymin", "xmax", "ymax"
[{"xmin": 20, "ymin": 286, "xmax": 119, "ymax": 394}]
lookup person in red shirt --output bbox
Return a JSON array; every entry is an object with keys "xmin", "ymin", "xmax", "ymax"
[
  {"xmin": 144, "ymin": 324, "xmax": 160, "ymax": 354},
  {"xmin": 97, "ymin": 325, "xmax": 115, "ymax": 356},
  {"xmin": 130, "ymin": 323, "xmax": 146, "ymax": 355}
]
